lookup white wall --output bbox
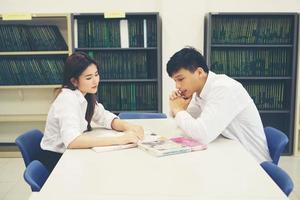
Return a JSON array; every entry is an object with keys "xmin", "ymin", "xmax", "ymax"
[{"xmin": 1, "ymin": 0, "xmax": 300, "ymax": 114}]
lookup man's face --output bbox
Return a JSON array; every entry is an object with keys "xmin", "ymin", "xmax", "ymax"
[{"xmin": 171, "ymin": 68, "xmax": 207, "ymax": 99}]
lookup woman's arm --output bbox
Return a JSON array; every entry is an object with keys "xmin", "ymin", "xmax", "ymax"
[
  {"xmin": 111, "ymin": 118, "xmax": 144, "ymax": 140},
  {"xmin": 67, "ymin": 131, "xmax": 139, "ymax": 149}
]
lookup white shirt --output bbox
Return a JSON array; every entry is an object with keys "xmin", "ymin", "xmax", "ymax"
[
  {"xmin": 41, "ymin": 88, "xmax": 117, "ymax": 153},
  {"xmin": 175, "ymin": 71, "xmax": 271, "ymax": 163}
]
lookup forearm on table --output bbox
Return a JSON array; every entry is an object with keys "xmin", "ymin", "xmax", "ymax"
[
  {"xmin": 175, "ymin": 112, "xmax": 211, "ymax": 144},
  {"xmin": 67, "ymin": 134, "xmax": 122, "ymax": 149},
  {"xmin": 111, "ymin": 118, "xmax": 132, "ymax": 132}
]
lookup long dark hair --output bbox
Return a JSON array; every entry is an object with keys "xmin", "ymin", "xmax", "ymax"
[{"xmin": 62, "ymin": 52, "xmax": 99, "ymax": 131}]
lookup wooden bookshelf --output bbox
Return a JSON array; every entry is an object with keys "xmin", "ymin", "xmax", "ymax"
[
  {"xmin": 205, "ymin": 13, "xmax": 298, "ymax": 155},
  {"xmin": 72, "ymin": 13, "xmax": 162, "ymax": 113},
  {"xmin": 294, "ymin": 18, "xmax": 300, "ymax": 155},
  {"xmin": 0, "ymin": 13, "xmax": 72, "ymax": 145}
]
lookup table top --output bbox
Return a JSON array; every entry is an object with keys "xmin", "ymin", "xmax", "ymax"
[{"xmin": 29, "ymin": 119, "xmax": 287, "ymax": 200}]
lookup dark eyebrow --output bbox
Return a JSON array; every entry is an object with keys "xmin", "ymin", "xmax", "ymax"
[
  {"xmin": 174, "ymin": 75, "xmax": 183, "ymax": 79},
  {"xmin": 84, "ymin": 71, "xmax": 98, "ymax": 78}
]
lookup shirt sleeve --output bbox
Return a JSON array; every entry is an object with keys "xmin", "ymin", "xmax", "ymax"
[
  {"xmin": 186, "ymin": 94, "xmax": 202, "ymax": 118},
  {"xmin": 175, "ymin": 86, "xmax": 250, "ymax": 144},
  {"xmin": 55, "ymin": 97, "xmax": 82, "ymax": 148},
  {"xmin": 92, "ymin": 102, "xmax": 118, "ymax": 129}
]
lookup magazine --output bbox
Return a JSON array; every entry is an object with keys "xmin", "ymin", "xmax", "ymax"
[
  {"xmin": 170, "ymin": 136, "xmax": 207, "ymax": 151},
  {"xmin": 138, "ymin": 139, "xmax": 191, "ymax": 157}
]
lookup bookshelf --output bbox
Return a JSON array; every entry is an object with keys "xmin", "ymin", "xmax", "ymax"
[
  {"xmin": 205, "ymin": 13, "xmax": 298, "ymax": 155},
  {"xmin": 294, "ymin": 14, "xmax": 300, "ymax": 156},
  {"xmin": 295, "ymin": 85, "xmax": 300, "ymax": 156},
  {"xmin": 72, "ymin": 13, "xmax": 162, "ymax": 113},
  {"xmin": 0, "ymin": 13, "xmax": 72, "ymax": 145}
]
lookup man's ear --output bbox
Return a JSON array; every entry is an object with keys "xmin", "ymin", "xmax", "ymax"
[
  {"xmin": 196, "ymin": 67, "xmax": 205, "ymax": 76},
  {"xmin": 70, "ymin": 78, "xmax": 78, "ymax": 88}
]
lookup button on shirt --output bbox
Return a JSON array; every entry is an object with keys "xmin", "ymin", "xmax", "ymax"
[
  {"xmin": 175, "ymin": 71, "xmax": 271, "ymax": 163},
  {"xmin": 41, "ymin": 89, "xmax": 117, "ymax": 153}
]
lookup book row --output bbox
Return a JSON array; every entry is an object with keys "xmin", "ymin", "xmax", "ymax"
[
  {"xmin": 0, "ymin": 25, "xmax": 67, "ymax": 51},
  {"xmin": 84, "ymin": 50, "xmax": 157, "ymax": 79},
  {"xmin": 0, "ymin": 56, "xmax": 65, "ymax": 85},
  {"xmin": 242, "ymin": 81, "xmax": 287, "ymax": 110},
  {"xmin": 98, "ymin": 82, "xmax": 157, "ymax": 111},
  {"xmin": 75, "ymin": 17, "xmax": 157, "ymax": 48},
  {"xmin": 211, "ymin": 16, "xmax": 293, "ymax": 44},
  {"xmin": 211, "ymin": 48, "xmax": 292, "ymax": 76}
]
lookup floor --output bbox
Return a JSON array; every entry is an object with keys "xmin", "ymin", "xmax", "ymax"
[{"xmin": 0, "ymin": 156, "xmax": 299, "ymax": 200}]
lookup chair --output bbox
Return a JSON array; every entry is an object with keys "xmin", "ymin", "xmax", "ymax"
[
  {"xmin": 260, "ymin": 161, "xmax": 293, "ymax": 196},
  {"xmin": 24, "ymin": 160, "xmax": 50, "ymax": 192},
  {"xmin": 15, "ymin": 129, "xmax": 62, "ymax": 172},
  {"xmin": 118, "ymin": 112, "xmax": 167, "ymax": 119},
  {"xmin": 264, "ymin": 127, "xmax": 288, "ymax": 165}
]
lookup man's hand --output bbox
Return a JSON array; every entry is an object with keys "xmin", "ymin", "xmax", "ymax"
[
  {"xmin": 169, "ymin": 92, "xmax": 192, "ymax": 117},
  {"xmin": 169, "ymin": 90, "xmax": 182, "ymax": 100}
]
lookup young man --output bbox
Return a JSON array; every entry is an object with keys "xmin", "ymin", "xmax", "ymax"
[{"xmin": 167, "ymin": 47, "xmax": 271, "ymax": 163}]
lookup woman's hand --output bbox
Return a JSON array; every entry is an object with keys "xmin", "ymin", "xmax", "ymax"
[
  {"xmin": 127, "ymin": 125, "xmax": 144, "ymax": 140},
  {"xmin": 119, "ymin": 131, "xmax": 140, "ymax": 144},
  {"xmin": 111, "ymin": 119, "xmax": 144, "ymax": 140}
]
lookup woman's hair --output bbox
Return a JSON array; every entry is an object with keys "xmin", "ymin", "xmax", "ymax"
[{"xmin": 62, "ymin": 52, "xmax": 99, "ymax": 131}]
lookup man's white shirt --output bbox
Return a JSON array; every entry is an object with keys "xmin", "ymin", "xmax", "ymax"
[{"xmin": 175, "ymin": 71, "xmax": 271, "ymax": 163}]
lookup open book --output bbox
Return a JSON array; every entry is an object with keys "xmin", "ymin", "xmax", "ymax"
[{"xmin": 91, "ymin": 131, "xmax": 161, "ymax": 153}]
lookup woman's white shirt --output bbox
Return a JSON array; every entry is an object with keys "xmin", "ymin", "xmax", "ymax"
[{"xmin": 41, "ymin": 88, "xmax": 117, "ymax": 153}]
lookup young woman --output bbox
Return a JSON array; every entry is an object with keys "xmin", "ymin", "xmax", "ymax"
[{"xmin": 41, "ymin": 52, "xmax": 144, "ymax": 153}]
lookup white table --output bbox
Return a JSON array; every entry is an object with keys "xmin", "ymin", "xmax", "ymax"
[{"xmin": 29, "ymin": 119, "xmax": 288, "ymax": 200}]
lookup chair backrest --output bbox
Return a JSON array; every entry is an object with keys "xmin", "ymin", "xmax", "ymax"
[
  {"xmin": 15, "ymin": 129, "xmax": 44, "ymax": 167},
  {"xmin": 261, "ymin": 161, "xmax": 293, "ymax": 196},
  {"xmin": 264, "ymin": 127, "xmax": 288, "ymax": 165},
  {"xmin": 24, "ymin": 160, "xmax": 50, "ymax": 192},
  {"xmin": 15, "ymin": 129, "xmax": 62, "ymax": 172},
  {"xmin": 118, "ymin": 112, "xmax": 167, "ymax": 119}
]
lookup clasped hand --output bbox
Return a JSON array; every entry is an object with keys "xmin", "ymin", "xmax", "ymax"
[{"xmin": 169, "ymin": 90, "xmax": 192, "ymax": 117}]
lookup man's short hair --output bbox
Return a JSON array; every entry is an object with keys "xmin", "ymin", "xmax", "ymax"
[{"xmin": 167, "ymin": 47, "xmax": 209, "ymax": 77}]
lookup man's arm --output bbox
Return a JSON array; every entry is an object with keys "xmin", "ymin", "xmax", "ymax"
[{"xmin": 174, "ymin": 87, "xmax": 248, "ymax": 144}]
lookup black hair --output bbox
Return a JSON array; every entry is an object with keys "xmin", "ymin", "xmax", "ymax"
[
  {"xmin": 166, "ymin": 47, "xmax": 208, "ymax": 77},
  {"xmin": 63, "ymin": 52, "xmax": 99, "ymax": 131}
]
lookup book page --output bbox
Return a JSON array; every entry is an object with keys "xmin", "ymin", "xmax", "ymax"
[{"xmin": 91, "ymin": 130, "xmax": 161, "ymax": 153}]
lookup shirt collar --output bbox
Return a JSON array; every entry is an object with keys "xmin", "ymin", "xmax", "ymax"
[
  {"xmin": 198, "ymin": 71, "xmax": 216, "ymax": 100},
  {"xmin": 74, "ymin": 89, "xmax": 86, "ymax": 104},
  {"xmin": 62, "ymin": 88, "xmax": 86, "ymax": 104}
]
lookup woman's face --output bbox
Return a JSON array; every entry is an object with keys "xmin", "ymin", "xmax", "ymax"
[{"xmin": 73, "ymin": 63, "xmax": 100, "ymax": 95}]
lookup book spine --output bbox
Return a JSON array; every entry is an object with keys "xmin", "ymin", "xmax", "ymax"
[
  {"xmin": 120, "ymin": 19, "xmax": 129, "ymax": 48},
  {"xmin": 143, "ymin": 19, "xmax": 147, "ymax": 48},
  {"xmin": 74, "ymin": 19, "xmax": 78, "ymax": 48}
]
